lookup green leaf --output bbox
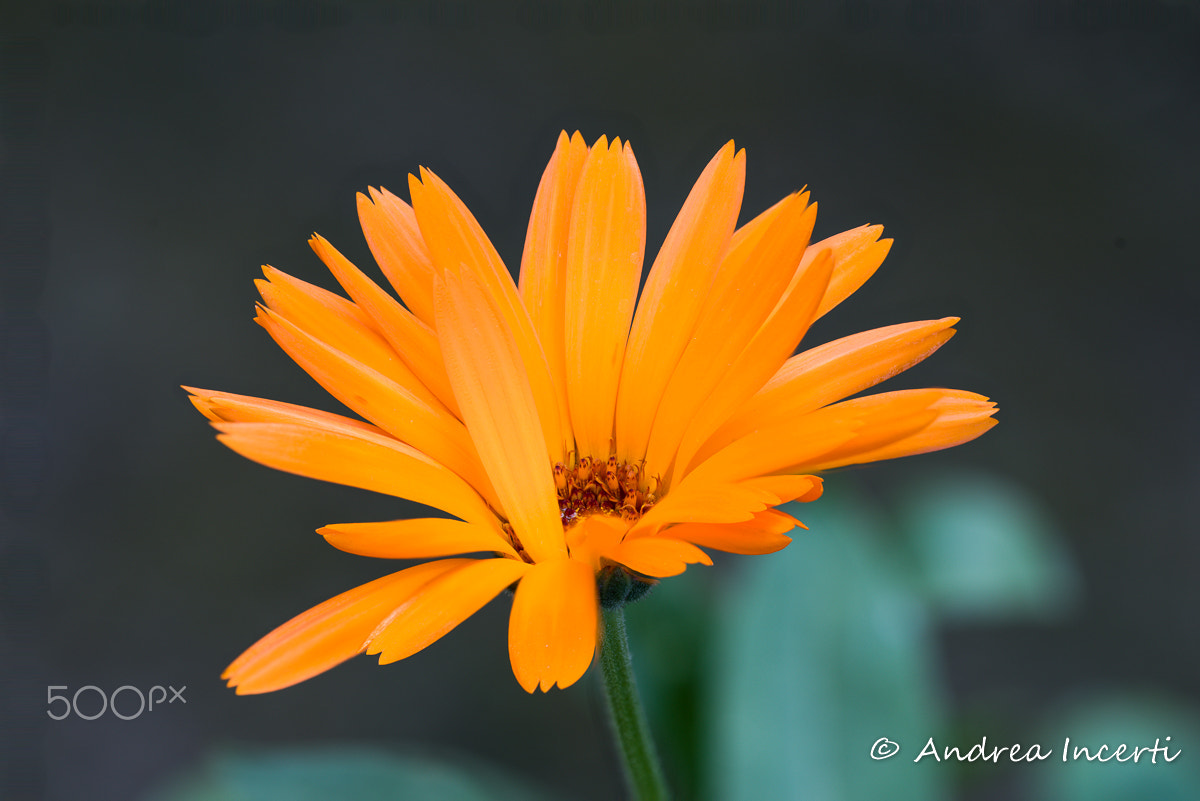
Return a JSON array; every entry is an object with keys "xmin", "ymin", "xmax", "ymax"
[
  {"xmin": 145, "ymin": 746, "xmax": 553, "ymax": 801},
  {"xmin": 707, "ymin": 484, "xmax": 950, "ymax": 801},
  {"xmin": 896, "ymin": 470, "xmax": 1079, "ymax": 621},
  {"xmin": 1033, "ymin": 693, "xmax": 1200, "ymax": 801}
]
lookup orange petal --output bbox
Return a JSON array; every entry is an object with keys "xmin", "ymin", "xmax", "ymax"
[
  {"xmin": 797, "ymin": 389, "xmax": 998, "ymax": 472},
  {"xmin": 256, "ymin": 266, "xmax": 419, "ymax": 390},
  {"xmin": 519, "ymin": 131, "xmax": 589, "ymax": 433},
  {"xmin": 627, "ymin": 475, "xmax": 819, "ymax": 541},
  {"xmin": 614, "ymin": 141, "xmax": 745, "ymax": 465},
  {"xmin": 738, "ymin": 474, "xmax": 824, "ymax": 504},
  {"xmin": 564, "ymin": 513, "xmax": 628, "ymax": 572},
  {"xmin": 663, "ymin": 509, "xmax": 800, "ymax": 555},
  {"xmin": 214, "ymin": 420, "xmax": 495, "ymax": 526},
  {"xmin": 683, "ymin": 400, "xmax": 868, "ymax": 486},
  {"xmin": 630, "ymin": 476, "xmax": 794, "ymax": 537},
  {"xmin": 611, "ymin": 537, "xmax": 712, "ymax": 578},
  {"xmin": 357, "ymin": 187, "xmax": 438, "ymax": 326},
  {"xmin": 411, "ymin": 168, "xmax": 571, "ymax": 461},
  {"xmin": 254, "ymin": 305, "xmax": 498, "ymax": 508},
  {"xmin": 643, "ymin": 191, "xmax": 816, "ymax": 481},
  {"xmin": 434, "ymin": 269, "xmax": 566, "ymax": 562},
  {"xmin": 808, "ymin": 225, "xmax": 893, "ymax": 321},
  {"xmin": 256, "ymin": 298, "xmax": 441, "ymax": 416},
  {"xmin": 309, "ymin": 234, "xmax": 461, "ymax": 417},
  {"xmin": 667, "ymin": 227, "xmax": 834, "ymax": 483},
  {"xmin": 564, "ymin": 136, "xmax": 646, "ymax": 459},
  {"xmin": 701, "ymin": 318, "xmax": 959, "ymax": 460},
  {"xmin": 186, "ymin": 387, "xmax": 382, "ymax": 436},
  {"xmin": 366, "ymin": 557, "xmax": 530, "ymax": 664},
  {"xmin": 319, "ymin": 518, "xmax": 517, "ymax": 560},
  {"xmin": 773, "ymin": 317, "xmax": 959, "ymax": 410},
  {"xmin": 223, "ymin": 560, "xmax": 462, "ymax": 694},
  {"xmin": 508, "ymin": 558, "xmax": 598, "ymax": 692},
  {"xmin": 254, "ymin": 302, "xmax": 440, "ymax": 432}
]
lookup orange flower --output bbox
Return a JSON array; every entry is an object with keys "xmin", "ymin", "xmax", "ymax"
[{"xmin": 188, "ymin": 132, "xmax": 996, "ymax": 694}]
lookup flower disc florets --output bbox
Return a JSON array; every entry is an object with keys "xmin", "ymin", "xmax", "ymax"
[
  {"xmin": 554, "ymin": 455, "xmax": 659, "ymax": 526},
  {"xmin": 553, "ymin": 454, "xmax": 661, "ymax": 607}
]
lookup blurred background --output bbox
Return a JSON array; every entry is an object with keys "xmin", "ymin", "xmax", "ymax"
[{"xmin": 2, "ymin": 1, "xmax": 1199, "ymax": 799}]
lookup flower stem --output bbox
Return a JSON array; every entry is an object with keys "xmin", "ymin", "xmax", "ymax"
[{"xmin": 599, "ymin": 605, "xmax": 669, "ymax": 801}]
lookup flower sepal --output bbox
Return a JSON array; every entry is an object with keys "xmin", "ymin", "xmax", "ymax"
[{"xmin": 598, "ymin": 562, "xmax": 658, "ymax": 610}]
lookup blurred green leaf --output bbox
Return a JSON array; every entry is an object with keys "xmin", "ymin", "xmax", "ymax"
[
  {"xmin": 145, "ymin": 746, "xmax": 552, "ymax": 801},
  {"xmin": 707, "ymin": 485, "xmax": 949, "ymax": 801},
  {"xmin": 1033, "ymin": 693, "xmax": 1200, "ymax": 801},
  {"xmin": 895, "ymin": 470, "xmax": 1078, "ymax": 621}
]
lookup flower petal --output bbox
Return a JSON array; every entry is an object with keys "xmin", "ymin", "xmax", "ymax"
[
  {"xmin": 254, "ymin": 304, "xmax": 499, "ymax": 508},
  {"xmin": 309, "ymin": 234, "xmax": 461, "ymax": 417},
  {"xmin": 357, "ymin": 187, "xmax": 438, "ymax": 326},
  {"xmin": 630, "ymin": 474, "xmax": 822, "ymax": 538},
  {"xmin": 794, "ymin": 389, "xmax": 998, "ymax": 472},
  {"xmin": 563, "ymin": 513, "xmax": 628, "ymax": 572},
  {"xmin": 698, "ymin": 318, "xmax": 959, "ymax": 462},
  {"xmin": 508, "ymin": 558, "xmax": 598, "ymax": 693},
  {"xmin": 614, "ymin": 141, "xmax": 745, "ymax": 465},
  {"xmin": 808, "ymin": 224, "xmax": 893, "ymax": 321},
  {"xmin": 683, "ymin": 401, "xmax": 870, "ymax": 486},
  {"xmin": 739, "ymin": 474, "xmax": 825, "ymax": 504},
  {"xmin": 663, "ymin": 509, "xmax": 800, "ymax": 555},
  {"xmin": 519, "ymin": 131, "xmax": 590, "ymax": 432},
  {"xmin": 564, "ymin": 136, "xmax": 646, "ymax": 459},
  {"xmin": 434, "ymin": 268, "xmax": 566, "ymax": 561},
  {"xmin": 319, "ymin": 518, "xmax": 517, "ymax": 560},
  {"xmin": 411, "ymin": 168, "xmax": 571, "ymax": 461},
  {"xmin": 256, "ymin": 266, "xmax": 418, "ymax": 392},
  {"xmin": 223, "ymin": 560, "xmax": 462, "ymax": 694},
  {"xmin": 214, "ymin": 420, "xmax": 495, "ymax": 526},
  {"xmin": 366, "ymin": 557, "xmax": 530, "ymax": 664},
  {"xmin": 611, "ymin": 537, "xmax": 712, "ymax": 578},
  {"xmin": 255, "ymin": 298, "xmax": 439, "ymax": 418},
  {"xmin": 774, "ymin": 317, "xmax": 960, "ymax": 411},
  {"xmin": 186, "ymin": 387, "xmax": 380, "ymax": 435},
  {"xmin": 672, "ymin": 247, "xmax": 836, "ymax": 479},
  {"xmin": 641, "ymin": 192, "xmax": 815, "ymax": 479}
]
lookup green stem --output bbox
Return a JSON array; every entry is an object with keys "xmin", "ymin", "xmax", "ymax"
[{"xmin": 599, "ymin": 606, "xmax": 669, "ymax": 801}]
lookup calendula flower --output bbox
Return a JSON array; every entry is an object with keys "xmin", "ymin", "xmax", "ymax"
[{"xmin": 188, "ymin": 132, "xmax": 996, "ymax": 695}]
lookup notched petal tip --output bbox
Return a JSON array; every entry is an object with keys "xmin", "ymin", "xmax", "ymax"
[
  {"xmin": 186, "ymin": 393, "xmax": 222, "ymax": 422},
  {"xmin": 182, "ymin": 385, "xmax": 214, "ymax": 405},
  {"xmin": 221, "ymin": 562, "xmax": 467, "ymax": 695},
  {"xmin": 508, "ymin": 559, "xmax": 598, "ymax": 693},
  {"xmin": 407, "ymin": 171, "xmax": 424, "ymax": 196},
  {"xmin": 366, "ymin": 558, "xmax": 529, "ymax": 667}
]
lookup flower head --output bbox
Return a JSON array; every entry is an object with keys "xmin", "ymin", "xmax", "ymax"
[{"xmin": 189, "ymin": 132, "xmax": 996, "ymax": 694}]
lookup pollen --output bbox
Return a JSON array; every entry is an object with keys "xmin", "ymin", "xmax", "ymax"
[{"xmin": 554, "ymin": 454, "xmax": 658, "ymax": 527}]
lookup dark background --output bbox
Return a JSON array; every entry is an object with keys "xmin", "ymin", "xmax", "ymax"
[{"xmin": 2, "ymin": 1, "xmax": 1198, "ymax": 799}]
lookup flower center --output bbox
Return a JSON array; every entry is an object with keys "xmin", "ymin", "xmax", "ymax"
[{"xmin": 553, "ymin": 455, "xmax": 658, "ymax": 528}]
